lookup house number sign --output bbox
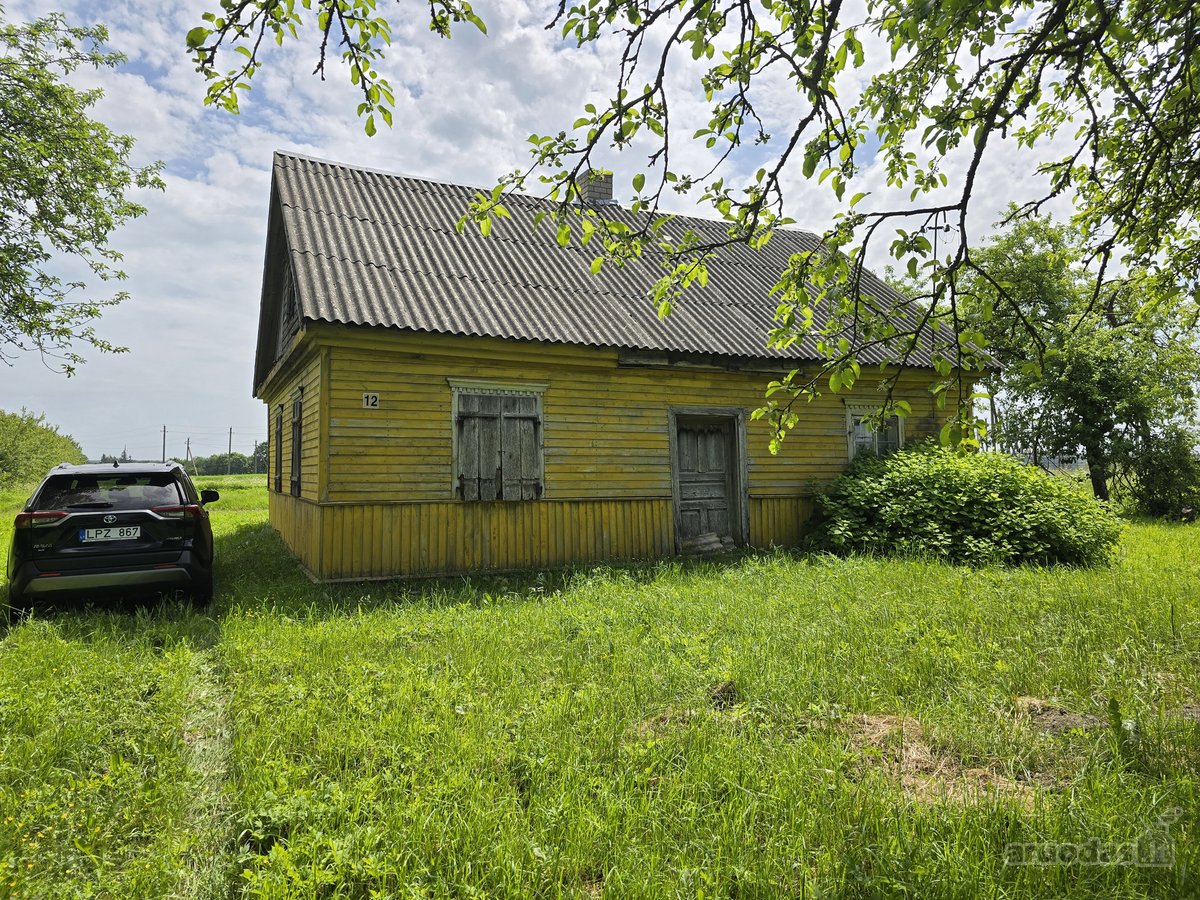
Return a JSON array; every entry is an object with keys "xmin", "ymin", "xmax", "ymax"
[{"xmin": 362, "ymin": 392, "xmax": 380, "ymax": 409}]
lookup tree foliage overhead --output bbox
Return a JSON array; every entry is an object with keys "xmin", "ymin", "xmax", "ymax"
[
  {"xmin": 190, "ymin": 0, "xmax": 1200, "ymax": 441},
  {"xmin": 1, "ymin": 12, "xmax": 163, "ymax": 373}
]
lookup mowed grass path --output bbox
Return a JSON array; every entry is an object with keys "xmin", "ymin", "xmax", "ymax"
[{"xmin": 0, "ymin": 475, "xmax": 1197, "ymax": 897}]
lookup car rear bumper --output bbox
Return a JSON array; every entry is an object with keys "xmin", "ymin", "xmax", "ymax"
[{"xmin": 11, "ymin": 552, "xmax": 206, "ymax": 599}]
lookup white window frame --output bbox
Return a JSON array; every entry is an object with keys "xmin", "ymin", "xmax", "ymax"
[
  {"xmin": 448, "ymin": 378, "xmax": 548, "ymax": 500},
  {"xmin": 846, "ymin": 403, "xmax": 904, "ymax": 461}
]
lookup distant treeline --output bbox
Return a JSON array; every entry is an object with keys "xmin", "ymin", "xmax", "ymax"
[
  {"xmin": 0, "ymin": 409, "xmax": 87, "ymax": 488},
  {"xmin": 99, "ymin": 443, "xmax": 269, "ymax": 476},
  {"xmin": 188, "ymin": 446, "xmax": 268, "ymax": 475}
]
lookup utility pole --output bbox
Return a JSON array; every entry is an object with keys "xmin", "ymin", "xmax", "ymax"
[
  {"xmin": 162, "ymin": 425, "xmax": 167, "ymax": 462},
  {"xmin": 227, "ymin": 427, "xmax": 233, "ymax": 474}
]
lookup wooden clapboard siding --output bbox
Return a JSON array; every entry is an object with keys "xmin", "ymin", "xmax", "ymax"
[
  {"xmin": 316, "ymin": 498, "xmax": 673, "ymax": 579},
  {"xmin": 316, "ymin": 326, "xmax": 945, "ymax": 505},
  {"xmin": 749, "ymin": 497, "xmax": 815, "ymax": 549},
  {"xmin": 262, "ymin": 346, "xmax": 322, "ymax": 503},
  {"xmin": 259, "ymin": 325, "xmax": 958, "ymax": 579},
  {"xmin": 269, "ymin": 492, "xmax": 322, "ymax": 575}
]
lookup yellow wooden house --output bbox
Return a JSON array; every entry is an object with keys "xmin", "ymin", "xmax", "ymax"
[{"xmin": 254, "ymin": 152, "xmax": 951, "ymax": 580}]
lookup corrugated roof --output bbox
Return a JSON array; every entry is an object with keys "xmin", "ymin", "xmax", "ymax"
[{"xmin": 271, "ymin": 151, "xmax": 941, "ymax": 367}]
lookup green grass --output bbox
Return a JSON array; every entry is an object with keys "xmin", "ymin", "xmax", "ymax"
[{"xmin": 1, "ymin": 475, "xmax": 1198, "ymax": 897}]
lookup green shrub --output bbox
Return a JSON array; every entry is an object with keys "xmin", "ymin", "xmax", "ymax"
[
  {"xmin": 813, "ymin": 444, "xmax": 1123, "ymax": 567},
  {"xmin": 0, "ymin": 408, "xmax": 86, "ymax": 489}
]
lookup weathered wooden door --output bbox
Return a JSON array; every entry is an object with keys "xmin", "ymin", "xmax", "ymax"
[{"xmin": 674, "ymin": 418, "xmax": 735, "ymax": 543}]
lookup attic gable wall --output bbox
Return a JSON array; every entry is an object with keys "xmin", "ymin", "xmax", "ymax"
[{"xmin": 253, "ymin": 184, "xmax": 304, "ymax": 394}]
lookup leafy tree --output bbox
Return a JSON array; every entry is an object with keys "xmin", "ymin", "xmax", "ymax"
[
  {"xmin": 2, "ymin": 12, "xmax": 163, "ymax": 373},
  {"xmin": 189, "ymin": 0, "xmax": 1200, "ymax": 442},
  {"xmin": 0, "ymin": 408, "xmax": 86, "ymax": 488},
  {"xmin": 252, "ymin": 439, "xmax": 269, "ymax": 474},
  {"xmin": 190, "ymin": 452, "xmax": 256, "ymax": 475},
  {"xmin": 962, "ymin": 213, "xmax": 1200, "ymax": 501},
  {"xmin": 1124, "ymin": 425, "xmax": 1200, "ymax": 519}
]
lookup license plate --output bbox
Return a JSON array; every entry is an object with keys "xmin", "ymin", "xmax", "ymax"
[{"xmin": 80, "ymin": 526, "xmax": 141, "ymax": 542}]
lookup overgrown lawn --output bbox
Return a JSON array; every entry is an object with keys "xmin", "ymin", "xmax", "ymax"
[{"xmin": 1, "ymin": 475, "xmax": 1197, "ymax": 897}]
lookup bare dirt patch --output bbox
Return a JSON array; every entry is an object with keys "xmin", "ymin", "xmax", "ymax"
[
  {"xmin": 707, "ymin": 679, "xmax": 739, "ymax": 710},
  {"xmin": 1015, "ymin": 696, "xmax": 1102, "ymax": 735},
  {"xmin": 1173, "ymin": 703, "xmax": 1200, "ymax": 724},
  {"xmin": 847, "ymin": 714, "xmax": 1037, "ymax": 807},
  {"xmin": 630, "ymin": 680, "xmax": 741, "ymax": 739}
]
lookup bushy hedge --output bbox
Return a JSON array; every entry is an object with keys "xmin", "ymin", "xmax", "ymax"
[
  {"xmin": 814, "ymin": 445, "xmax": 1122, "ymax": 567},
  {"xmin": 0, "ymin": 408, "xmax": 86, "ymax": 489}
]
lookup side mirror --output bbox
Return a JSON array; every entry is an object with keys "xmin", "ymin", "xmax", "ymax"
[{"xmin": 200, "ymin": 489, "xmax": 220, "ymax": 505}]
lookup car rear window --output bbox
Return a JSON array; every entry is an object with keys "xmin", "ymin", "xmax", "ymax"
[{"xmin": 35, "ymin": 473, "xmax": 186, "ymax": 511}]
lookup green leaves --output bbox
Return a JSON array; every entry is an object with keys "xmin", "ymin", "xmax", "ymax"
[
  {"xmin": 185, "ymin": 26, "xmax": 211, "ymax": 48},
  {"xmin": 814, "ymin": 445, "xmax": 1123, "ymax": 567},
  {"xmin": 0, "ymin": 11, "xmax": 163, "ymax": 372},
  {"xmin": 184, "ymin": 0, "xmax": 1200, "ymax": 456},
  {"xmin": 457, "ymin": 188, "xmax": 510, "ymax": 238},
  {"xmin": 958, "ymin": 209, "xmax": 1200, "ymax": 501},
  {"xmin": 188, "ymin": 0, "xmax": 486, "ymax": 134},
  {"xmin": 0, "ymin": 410, "xmax": 87, "ymax": 488}
]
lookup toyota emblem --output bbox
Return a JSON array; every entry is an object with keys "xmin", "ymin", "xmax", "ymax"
[{"xmin": 103, "ymin": 514, "xmax": 117, "ymax": 524}]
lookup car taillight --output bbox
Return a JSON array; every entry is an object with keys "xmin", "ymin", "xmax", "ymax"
[
  {"xmin": 151, "ymin": 504, "xmax": 203, "ymax": 519},
  {"xmin": 14, "ymin": 510, "xmax": 68, "ymax": 528}
]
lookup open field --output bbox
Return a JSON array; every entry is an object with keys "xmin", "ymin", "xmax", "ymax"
[{"xmin": 1, "ymin": 474, "xmax": 1197, "ymax": 897}]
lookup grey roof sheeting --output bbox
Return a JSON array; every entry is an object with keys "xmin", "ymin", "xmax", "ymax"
[{"xmin": 271, "ymin": 151, "xmax": 941, "ymax": 367}]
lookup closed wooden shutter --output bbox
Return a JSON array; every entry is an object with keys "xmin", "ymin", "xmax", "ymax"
[
  {"xmin": 290, "ymin": 397, "xmax": 302, "ymax": 497},
  {"xmin": 456, "ymin": 393, "xmax": 501, "ymax": 500},
  {"xmin": 501, "ymin": 394, "xmax": 542, "ymax": 500},
  {"xmin": 273, "ymin": 408, "xmax": 283, "ymax": 493},
  {"xmin": 456, "ymin": 391, "xmax": 542, "ymax": 501}
]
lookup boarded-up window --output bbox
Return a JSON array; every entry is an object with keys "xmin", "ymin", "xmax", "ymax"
[
  {"xmin": 290, "ymin": 396, "xmax": 302, "ymax": 497},
  {"xmin": 454, "ymin": 390, "xmax": 543, "ymax": 501},
  {"xmin": 273, "ymin": 408, "xmax": 283, "ymax": 493},
  {"xmin": 848, "ymin": 407, "xmax": 902, "ymax": 460},
  {"xmin": 276, "ymin": 261, "xmax": 299, "ymax": 359}
]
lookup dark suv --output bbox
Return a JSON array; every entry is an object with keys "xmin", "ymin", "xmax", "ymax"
[{"xmin": 7, "ymin": 462, "xmax": 218, "ymax": 611}]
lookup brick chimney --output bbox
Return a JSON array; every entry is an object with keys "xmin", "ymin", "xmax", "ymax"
[{"xmin": 578, "ymin": 170, "xmax": 615, "ymax": 206}]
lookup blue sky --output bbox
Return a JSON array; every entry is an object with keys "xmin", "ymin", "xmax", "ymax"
[{"xmin": 2, "ymin": 0, "xmax": 1069, "ymax": 460}]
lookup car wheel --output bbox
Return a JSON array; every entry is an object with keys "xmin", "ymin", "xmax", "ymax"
[
  {"xmin": 190, "ymin": 571, "xmax": 214, "ymax": 609},
  {"xmin": 5, "ymin": 586, "xmax": 32, "ymax": 623}
]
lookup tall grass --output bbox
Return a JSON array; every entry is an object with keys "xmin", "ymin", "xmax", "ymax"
[{"xmin": 0, "ymin": 477, "xmax": 1196, "ymax": 897}]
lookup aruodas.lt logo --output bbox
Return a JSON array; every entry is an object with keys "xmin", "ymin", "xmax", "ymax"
[{"xmin": 1005, "ymin": 808, "xmax": 1183, "ymax": 868}]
